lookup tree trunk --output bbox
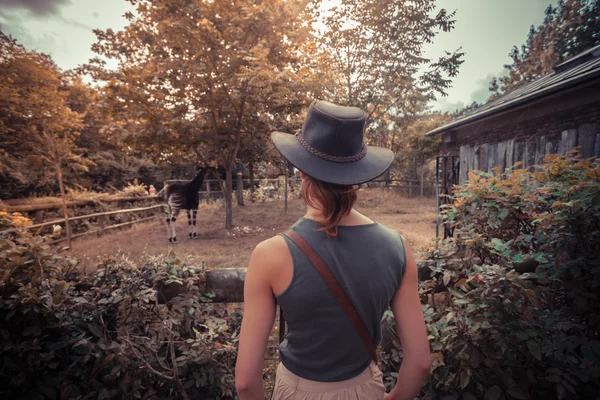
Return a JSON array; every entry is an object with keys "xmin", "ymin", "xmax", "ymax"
[
  {"xmin": 56, "ymin": 162, "xmax": 71, "ymax": 248},
  {"xmin": 249, "ymin": 161, "xmax": 255, "ymax": 193},
  {"xmin": 224, "ymin": 167, "xmax": 233, "ymax": 229}
]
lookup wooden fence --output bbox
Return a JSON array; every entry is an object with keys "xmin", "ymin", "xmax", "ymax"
[
  {"xmin": 2, "ymin": 204, "xmax": 164, "ymax": 245},
  {"xmin": 367, "ymin": 179, "xmax": 437, "ymax": 198},
  {"xmin": 1, "ymin": 195, "xmax": 159, "ymax": 214},
  {"xmin": 1, "ymin": 176, "xmax": 437, "ymax": 245}
]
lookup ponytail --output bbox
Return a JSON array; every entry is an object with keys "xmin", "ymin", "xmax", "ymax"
[{"xmin": 302, "ymin": 176, "xmax": 358, "ymax": 238}]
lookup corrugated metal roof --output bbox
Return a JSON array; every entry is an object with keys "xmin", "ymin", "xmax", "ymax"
[{"xmin": 426, "ymin": 44, "xmax": 600, "ymax": 136}]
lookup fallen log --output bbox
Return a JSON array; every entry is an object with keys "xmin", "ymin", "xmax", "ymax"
[
  {"xmin": 201, "ymin": 262, "xmax": 435, "ymax": 303},
  {"xmin": 204, "ymin": 268, "xmax": 246, "ymax": 303}
]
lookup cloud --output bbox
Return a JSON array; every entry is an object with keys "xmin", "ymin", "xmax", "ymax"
[
  {"xmin": 470, "ymin": 68, "xmax": 510, "ymax": 104},
  {"xmin": 0, "ymin": 20, "xmax": 61, "ymax": 55},
  {"xmin": 0, "ymin": 0, "xmax": 72, "ymax": 17},
  {"xmin": 430, "ymin": 98, "xmax": 466, "ymax": 114},
  {"xmin": 58, "ymin": 15, "xmax": 92, "ymax": 31}
]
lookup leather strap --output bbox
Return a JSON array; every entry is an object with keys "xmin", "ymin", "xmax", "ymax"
[{"xmin": 281, "ymin": 229, "xmax": 378, "ymax": 364}]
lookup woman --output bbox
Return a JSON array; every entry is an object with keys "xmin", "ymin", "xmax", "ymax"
[{"xmin": 235, "ymin": 100, "xmax": 431, "ymax": 400}]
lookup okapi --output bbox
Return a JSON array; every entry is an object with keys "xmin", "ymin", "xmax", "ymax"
[{"xmin": 161, "ymin": 166, "xmax": 215, "ymax": 243}]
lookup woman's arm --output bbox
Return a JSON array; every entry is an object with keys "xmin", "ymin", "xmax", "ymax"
[
  {"xmin": 235, "ymin": 239, "xmax": 279, "ymax": 400},
  {"xmin": 384, "ymin": 243, "xmax": 431, "ymax": 400}
]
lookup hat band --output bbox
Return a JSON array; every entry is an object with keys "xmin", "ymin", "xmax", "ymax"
[{"xmin": 295, "ymin": 132, "xmax": 367, "ymax": 163}]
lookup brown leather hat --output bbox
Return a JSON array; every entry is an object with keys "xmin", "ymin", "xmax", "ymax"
[{"xmin": 271, "ymin": 100, "xmax": 394, "ymax": 185}]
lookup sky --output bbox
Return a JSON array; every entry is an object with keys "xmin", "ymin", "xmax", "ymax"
[{"xmin": 0, "ymin": 0, "xmax": 556, "ymax": 113}]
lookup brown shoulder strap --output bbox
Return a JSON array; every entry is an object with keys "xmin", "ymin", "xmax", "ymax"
[{"xmin": 281, "ymin": 229, "xmax": 378, "ymax": 364}]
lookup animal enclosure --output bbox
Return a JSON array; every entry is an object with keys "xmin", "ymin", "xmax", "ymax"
[{"xmin": 71, "ymin": 188, "xmax": 437, "ymax": 269}]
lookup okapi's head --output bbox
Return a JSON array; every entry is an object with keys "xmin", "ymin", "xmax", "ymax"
[
  {"xmin": 190, "ymin": 165, "xmax": 217, "ymax": 187},
  {"xmin": 198, "ymin": 165, "xmax": 217, "ymax": 178}
]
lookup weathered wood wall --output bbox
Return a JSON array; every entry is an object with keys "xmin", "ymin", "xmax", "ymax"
[{"xmin": 458, "ymin": 123, "xmax": 600, "ymax": 184}]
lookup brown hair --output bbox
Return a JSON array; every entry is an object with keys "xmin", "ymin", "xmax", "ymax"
[{"xmin": 302, "ymin": 175, "xmax": 358, "ymax": 238}]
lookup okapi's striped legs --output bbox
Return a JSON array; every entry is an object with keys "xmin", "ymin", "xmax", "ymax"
[
  {"xmin": 165, "ymin": 206, "xmax": 175, "ymax": 243},
  {"xmin": 187, "ymin": 210, "xmax": 193, "ymax": 238},
  {"xmin": 165, "ymin": 195, "xmax": 182, "ymax": 243},
  {"xmin": 186, "ymin": 209, "xmax": 198, "ymax": 239},
  {"xmin": 192, "ymin": 209, "xmax": 197, "ymax": 239}
]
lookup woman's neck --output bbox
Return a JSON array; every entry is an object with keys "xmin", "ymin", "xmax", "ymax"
[{"xmin": 304, "ymin": 206, "xmax": 374, "ymax": 226}]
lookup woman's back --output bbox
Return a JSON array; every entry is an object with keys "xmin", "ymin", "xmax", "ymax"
[
  {"xmin": 235, "ymin": 101, "xmax": 430, "ymax": 400},
  {"xmin": 277, "ymin": 217, "xmax": 406, "ymax": 382}
]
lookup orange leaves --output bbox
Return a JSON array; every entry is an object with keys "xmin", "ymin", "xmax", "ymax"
[{"xmin": 467, "ymin": 171, "xmax": 480, "ymax": 183}]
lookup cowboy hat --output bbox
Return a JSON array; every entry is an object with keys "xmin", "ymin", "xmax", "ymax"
[{"xmin": 271, "ymin": 100, "xmax": 394, "ymax": 185}]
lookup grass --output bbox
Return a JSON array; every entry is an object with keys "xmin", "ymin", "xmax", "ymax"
[{"xmin": 71, "ymin": 188, "xmax": 437, "ymax": 271}]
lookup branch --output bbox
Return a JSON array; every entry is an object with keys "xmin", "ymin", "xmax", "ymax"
[{"xmin": 123, "ymin": 337, "xmax": 176, "ymax": 381}]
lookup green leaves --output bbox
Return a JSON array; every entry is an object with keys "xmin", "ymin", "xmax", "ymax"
[
  {"xmin": 527, "ymin": 341, "xmax": 542, "ymax": 361},
  {"xmin": 410, "ymin": 153, "xmax": 600, "ymax": 399},
  {"xmin": 0, "ymin": 237, "xmax": 239, "ymax": 399},
  {"xmin": 484, "ymin": 385, "xmax": 502, "ymax": 400}
]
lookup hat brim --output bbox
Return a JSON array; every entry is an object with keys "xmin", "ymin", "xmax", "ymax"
[{"xmin": 271, "ymin": 131, "xmax": 394, "ymax": 185}]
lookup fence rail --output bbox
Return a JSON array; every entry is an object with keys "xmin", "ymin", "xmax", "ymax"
[
  {"xmin": 2, "ymin": 204, "xmax": 164, "ymax": 245},
  {"xmin": 2, "ymin": 176, "xmax": 439, "ymax": 244},
  {"xmin": 1, "ymin": 195, "xmax": 159, "ymax": 213}
]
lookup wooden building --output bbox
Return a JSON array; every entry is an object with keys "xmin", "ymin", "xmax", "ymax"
[{"xmin": 426, "ymin": 44, "xmax": 600, "ymax": 185}]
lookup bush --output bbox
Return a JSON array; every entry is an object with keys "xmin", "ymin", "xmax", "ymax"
[
  {"xmin": 382, "ymin": 152, "xmax": 600, "ymax": 400},
  {"xmin": 0, "ymin": 215, "xmax": 238, "ymax": 400},
  {"xmin": 117, "ymin": 179, "xmax": 150, "ymax": 197},
  {"xmin": 243, "ymin": 177, "xmax": 301, "ymax": 203}
]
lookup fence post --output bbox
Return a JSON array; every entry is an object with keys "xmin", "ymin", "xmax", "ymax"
[
  {"xmin": 421, "ymin": 169, "xmax": 425, "ymax": 197},
  {"xmin": 34, "ymin": 210, "xmax": 44, "ymax": 224},
  {"xmin": 285, "ymin": 169, "xmax": 288, "ymax": 212},
  {"xmin": 237, "ymin": 173, "xmax": 244, "ymax": 206},
  {"xmin": 249, "ymin": 162, "xmax": 255, "ymax": 194},
  {"xmin": 98, "ymin": 214, "xmax": 106, "ymax": 236},
  {"xmin": 65, "ymin": 221, "xmax": 72, "ymax": 245},
  {"xmin": 206, "ymin": 180, "xmax": 211, "ymax": 204}
]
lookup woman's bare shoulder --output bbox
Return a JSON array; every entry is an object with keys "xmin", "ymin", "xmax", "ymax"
[{"xmin": 251, "ymin": 234, "xmax": 290, "ymax": 266}]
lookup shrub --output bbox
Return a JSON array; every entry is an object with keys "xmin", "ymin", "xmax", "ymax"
[
  {"xmin": 117, "ymin": 179, "xmax": 149, "ymax": 197},
  {"xmin": 243, "ymin": 177, "xmax": 301, "ymax": 203},
  {"xmin": 382, "ymin": 152, "xmax": 600, "ymax": 400},
  {"xmin": 0, "ymin": 214, "xmax": 238, "ymax": 400}
]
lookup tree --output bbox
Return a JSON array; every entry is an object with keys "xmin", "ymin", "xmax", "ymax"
[
  {"xmin": 0, "ymin": 31, "xmax": 69, "ymax": 197},
  {"xmin": 88, "ymin": 0, "xmax": 327, "ymax": 228},
  {"xmin": 316, "ymin": 0, "xmax": 464, "ymax": 147},
  {"xmin": 35, "ymin": 128, "xmax": 91, "ymax": 247},
  {"xmin": 499, "ymin": 0, "xmax": 600, "ymax": 93},
  {"xmin": 392, "ymin": 113, "xmax": 447, "ymax": 181},
  {"xmin": 0, "ymin": 31, "xmax": 88, "ymax": 245}
]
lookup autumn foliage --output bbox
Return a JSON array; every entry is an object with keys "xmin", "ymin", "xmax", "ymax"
[
  {"xmin": 389, "ymin": 152, "xmax": 600, "ymax": 399},
  {"xmin": 0, "ymin": 217, "xmax": 239, "ymax": 399}
]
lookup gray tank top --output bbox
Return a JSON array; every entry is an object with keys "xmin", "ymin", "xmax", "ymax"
[{"xmin": 277, "ymin": 217, "xmax": 406, "ymax": 382}]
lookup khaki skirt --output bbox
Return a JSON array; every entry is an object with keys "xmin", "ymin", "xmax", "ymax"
[{"xmin": 271, "ymin": 362, "xmax": 386, "ymax": 400}]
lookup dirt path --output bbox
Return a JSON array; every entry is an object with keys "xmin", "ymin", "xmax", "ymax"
[{"xmin": 71, "ymin": 188, "xmax": 437, "ymax": 270}]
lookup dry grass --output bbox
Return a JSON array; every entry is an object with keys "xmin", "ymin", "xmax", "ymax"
[{"xmin": 71, "ymin": 188, "xmax": 437, "ymax": 270}]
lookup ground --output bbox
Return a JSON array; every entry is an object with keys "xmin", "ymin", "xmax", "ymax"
[{"xmin": 71, "ymin": 188, "xmax": 437, "ymax": 270}]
